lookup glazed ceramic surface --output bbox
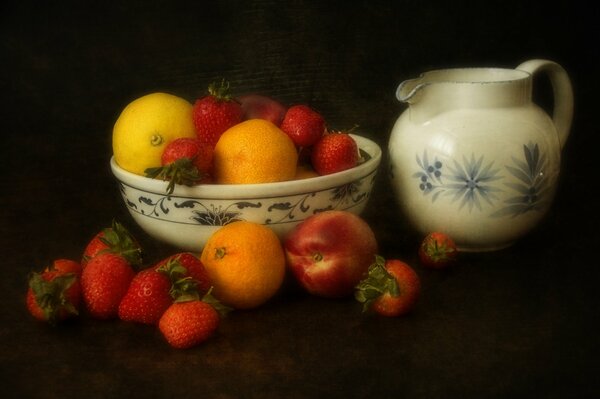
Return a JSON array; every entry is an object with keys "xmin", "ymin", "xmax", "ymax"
[
  {"xmin": 111, "ymin": 134, "xmax": 381, "ymax": 252},
  {"xmin": 389, "ymin": 59, "xmax": 574, "ymax": 251}
]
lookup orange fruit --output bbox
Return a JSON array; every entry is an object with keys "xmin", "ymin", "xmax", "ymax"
[
  {"xmin": 200, "ymin": 221, "xmax": 286, "ymax": 309},
  {"xmin": 213, "ymin": 119, "xmax": 298, "ymax": 184}
]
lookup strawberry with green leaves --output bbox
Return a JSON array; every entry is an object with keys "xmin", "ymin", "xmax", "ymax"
[
  {"xmin": 144, "ymin": 137, "xmax": 214, "ymax": 194},
  {"xmin": 158, "ymin": 289, "xmax": 229, "ymax": 349},
  {"xmin": 418, "ymin": 232, "xmax": 458, "ymax": 269},
  {"xmin": 355, "ymin": 255, "xmax": 420, "ymax": 317},
  {"xmin": 311, "ymin": 131, "xmax": 359, "ymax": 175},
  {"xmin": 118, "ymin": 253, "xmax": 212, "ymax": 325},
  {"xmin": 154, "ymin": 252, "xmax": 212, "ymax": 295},
  {"xmin": 192, "ymin": 80, "xmax": 243, "ymax": 148},
  {"xmin": 81, "ymin": 220, "xmax": 142, "ymax": 268},
  {"xmin": 26, "ymin": 259, "xmax": 82, "ymax": 324}
]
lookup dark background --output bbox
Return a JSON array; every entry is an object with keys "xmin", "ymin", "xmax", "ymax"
[{"xmin": 2, "ymin": 1, "xmax": 598, "ymax": 398}]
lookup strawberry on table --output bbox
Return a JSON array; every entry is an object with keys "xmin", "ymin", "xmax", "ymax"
[
  {"xmin": 144, "ymin": 137, "xmax": 214, "ymax": 194},
  {"xmin": 158, "ymin": 299, "xmax": 219, "ymax": 349},
  {"xmin": 355, "ymin": 255, "xmax": 420, "ymax": 317},
  {"xmin": 192, "ymin": 80, "xmax": 243, "ymax": 148},
  {"xmin": 280, "ymin": 104, "xmax": 326, "ymax": 148},
  {"xmin": 26, "ymin": 259, "xmax": 82, "ymax": 324},
  {"xmin": 81, "ymin": 252, "xmax": 136, "ymax": 320},
  {"xmin": 117, "ymin": 267, "xmax": 173, "ymax": 325},
  {"xmin": 43, "ymin": 258, "xmax": 82, "ymax": 277},
  {"xmin": 81, "ymin": 220, "xmax": 142, "ymax": 268},
  {"xmin": 154, "ymin": 252, "xmax": 212, "ymax": 296},
  {"xmin": 158, "ymin": 289, "xmax": 230, "ymax": 349},
  {"xmin": 118, "ymin": 253, "xmax": 212, "ymax": 325},
  {"xmin": 418, "ymin": 232, "xmax": 458, "ymax": 269},
  {"xmin": 311, "ymin": 130, "xmax": 359, "ymax": 175}
]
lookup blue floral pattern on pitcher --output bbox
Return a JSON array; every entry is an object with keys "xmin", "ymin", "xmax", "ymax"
[{"xmin": 413, "ymin": 142, "xmax": 550, "ymax": 218}]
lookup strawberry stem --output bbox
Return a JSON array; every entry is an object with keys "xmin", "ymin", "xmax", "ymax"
[
  {"xmin": 28, "ymin": 271, "xmax": 78, "ymax": 325},
  {"xmin": 156, "ymin": 256, "xmax": 201, "ymax": 301},
  {"xmin": 208, "ymin": 79, "xmax": 234, "ymax": 101},
  {"xmin": 98, "ymin": 220, "xmax": 143, "ymax": 266},
  {"xmin": 201, "ymin": 287, "xmax": 233, "ymax": 317},
  {"xmin": 425, "ymin": 239, "xmax": 456, "ymax": 262},
  {"xmin": 144, "ymin": 158, "xmax": 205, "ymax": 195},
  {"xmin": 354, "ymin": 255, "xmax": 399, "ymax": 312}
]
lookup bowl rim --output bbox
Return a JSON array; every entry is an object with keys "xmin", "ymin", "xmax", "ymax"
[{"xmin": 110, "ymin": 134, "xmax": 382, "ymax": 199}]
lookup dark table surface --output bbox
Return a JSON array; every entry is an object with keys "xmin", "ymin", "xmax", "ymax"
[{"xmin": 2, "ymin": 1, "xmax": 598, "ymax": 398}]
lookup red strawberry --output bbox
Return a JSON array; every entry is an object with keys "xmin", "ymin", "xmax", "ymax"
[
  {"xmin": 81, "ymin": 220, "xmax": 142, "ymax": 268},
  {"xmin": 238, "ymin": 94, "xmax": 287, "ymax": 126},
  {"xmin": 311, "ymin": 131, "xmax": 359, "ymax": 175},
  {"xmin": 117, "ymin": 267, "xmax": 172, "ymax": 324},
  {"xmin": 81, "ymin": 252, "xmax": 135, "ymax": 319},
  {"xmin": 192, "ymin": 80, "xmax": 243, "ymax": 148},
  {"xmin": 154, "ymin": 252, "xmax": 212, "ymax": 295},
  {"xmin": 44, "ymin": 258, "xmax": 82, "ymax": 277},
  {"xmin": 418, "ymin": 232, "xmax": 458, "ymax": 269},
  {"xmin": 145, "ymin": 138, "xmax": 214, "ymax": 194},
  {"xmin": 25, "ymin": 259, "xmax": 81, "ymax": 324},
  {"xmin": 355, "ymin": 255, "xmax": 420, "ymax": 317},
  {"xmin": 161, "ymin": 138, "xmax": 213, "ymax": 177},
  {"xmin": 26, "ymin": 260, "xmax": 81, "ymax": 324},
  {"xmin": 158, "ymin": 295, "xmax": 220, "ymax": 349},
  {"xmin": 26, "ymin": 273, "xmax": 80, "ymax": 324},
  {"xmin": 118, "ymin": 253, "xmax": 213, "ymax": 325},
  {"xmin": 280, "ymin": 104, "xmax": 326, "ymax": 148}
]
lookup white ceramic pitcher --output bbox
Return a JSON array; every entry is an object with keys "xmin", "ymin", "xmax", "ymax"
[{"xmin": 388, "ymin": 59, "xmax": 573, "ymax": 251}]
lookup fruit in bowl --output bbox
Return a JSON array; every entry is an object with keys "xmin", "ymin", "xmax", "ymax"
[{"xmin": 110, "ymin": 85, "xmax": 382, "ymax": 251}]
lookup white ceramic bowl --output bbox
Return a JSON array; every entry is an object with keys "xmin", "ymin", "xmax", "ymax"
[{"xmin": 111, "ymin": 134, "xmax": 382, "ymax": 252}]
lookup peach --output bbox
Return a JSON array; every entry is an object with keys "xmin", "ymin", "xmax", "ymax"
[
  {"xmin": 238, "ymin": 94, "xmax": 287, "ymax": 127},
  {"xmin": 284, "ymin": 210, "xmax": 378, "ymax": 298}
]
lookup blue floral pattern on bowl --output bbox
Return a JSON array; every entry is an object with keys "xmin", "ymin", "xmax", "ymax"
[
  {"xmin": 118, "ymin": 171, "xmax": 377, "ymax": 228},
  {"xmin": 413, "ymin": 142, "xmax": 550, "ymax": 218}
]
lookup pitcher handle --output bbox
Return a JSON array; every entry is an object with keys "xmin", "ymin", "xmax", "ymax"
[{"xmin": 516, "ymin": 59, "xmax": 574, "ymax": 149}]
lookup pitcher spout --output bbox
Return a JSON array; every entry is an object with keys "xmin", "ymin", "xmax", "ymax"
[{"xmin": 396, "ymin": 77, "xmax": 426, "ymax": 103}]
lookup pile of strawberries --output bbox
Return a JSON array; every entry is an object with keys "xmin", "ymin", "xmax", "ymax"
[
  {"xmin": 25, "ymin": 221, "xmax": 229, "ymax": 349},
  {"xmin": 145, "ymin": 81, "xmax": 361, "ymax": 191}
]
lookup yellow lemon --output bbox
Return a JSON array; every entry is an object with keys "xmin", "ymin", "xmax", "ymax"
[{"xmin": 112, "ymin": 92, "xmax": 197, "ymax": 175}]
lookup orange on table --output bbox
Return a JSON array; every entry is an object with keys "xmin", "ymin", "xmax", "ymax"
[
  {"xmin": 212, "ymin": 119, "xmax": 298, "ymax": 184},
  {"xmin": 200, "ymin": 221, "xmax": 286, "ymax": 309}
]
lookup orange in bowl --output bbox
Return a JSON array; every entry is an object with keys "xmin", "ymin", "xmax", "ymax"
[{"xmin": 213, "ymin": 119, "xmax": 298, "ymax": 184}]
